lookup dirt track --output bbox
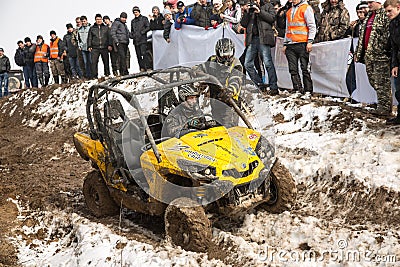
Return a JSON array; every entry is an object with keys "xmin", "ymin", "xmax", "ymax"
[{"xmin": 1, "ymin": 85, "xmax": 399, "ymax": 266}]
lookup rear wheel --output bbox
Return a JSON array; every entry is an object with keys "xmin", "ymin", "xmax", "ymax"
[
  {"xmin": 260, "ymin": 159, "xmax": 297, "ymax": 213},
  {"xmin": 165, "ymin": 197, "xmax": 212, "ymax": 252},
  {"xmin": 83, "ymin": 171, "xmax": 119, "ymax": 217}
]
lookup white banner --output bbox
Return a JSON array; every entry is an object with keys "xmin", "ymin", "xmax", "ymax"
[
  {"xmin": 274, "ymin": 37, "xmax": 351, "ymax": 98},
  {"xmin": 152, "ymin": 25, "xmax": 245, "ymax": 70},
  {"xmin": 152, "ymin": 29, "xmax": 397, "ymax": 104}
]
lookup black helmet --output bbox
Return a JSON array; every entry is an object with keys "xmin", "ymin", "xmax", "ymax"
[
  {"xmin": 178, "ymin": 84, "xmax": 199, "ymax": 102},
  {"xmin": 215, "ymin": 38, "xmax": 235, "ymax": 64}
]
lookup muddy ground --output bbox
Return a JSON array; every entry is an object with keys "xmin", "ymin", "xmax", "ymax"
[{"xmin": 0, "ymin": 86, "xmax": 399, "ymax": 266}]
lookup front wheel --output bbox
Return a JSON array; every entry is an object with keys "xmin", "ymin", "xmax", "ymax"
[
  {"xmin": 260, "ymin": 159, "xmax": 297, "ymax": 213},
  {"xmin": 83, "ymin": 171, "xmax": 119, "ymax": 217},
  {"xmin": 165, "ymin": 197, "xmax": 212, "ymax": 252}
]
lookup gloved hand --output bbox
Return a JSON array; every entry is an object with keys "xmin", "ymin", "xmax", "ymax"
[
  {"xmin": 217, "ymin": 90, "xmax": 232, "ymax": 103},
  {"xmin": 187, "ymin": 118, "xmax": 205, "ymax": 129},
  {"xmin": 205, "ymin": 120, "xmax": 219, "ymax": 128},
  {"xmin": 205, "ymin": 26, "xmax": 209, "ymax": 30}
]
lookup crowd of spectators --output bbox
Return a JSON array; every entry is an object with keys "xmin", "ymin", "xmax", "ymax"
[{"xmin": 0, "ymin": 0, "xmax": 399, "ymax": 124}]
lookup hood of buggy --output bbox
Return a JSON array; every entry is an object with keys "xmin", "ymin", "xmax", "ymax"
[{"xmin": 140, "ymin": 126, "xmax": 266, "ymax": 185}]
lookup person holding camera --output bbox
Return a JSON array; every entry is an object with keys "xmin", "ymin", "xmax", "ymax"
[
  {"xmin": 283, "ymin": 0, "xmax": 317, "ymax": 94},
  {"xmin": 240, "ymin": 0, "xmax": 279, "ymax": 95},
  {"xmin": 175, "ymin": 1, "xmax": 195, "ymax": 30}
]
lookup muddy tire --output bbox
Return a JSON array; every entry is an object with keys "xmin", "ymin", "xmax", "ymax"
[
  {"xmin": 83, "ymin": 171, "xmax": 119, "ymax": 217},
  {"xmin": 260, "ymin": 159, "xmax": 297, "ymax": 213},
  {"xmin": 165, "ymin": 197, "xmax": 212, "ymax": 252}
]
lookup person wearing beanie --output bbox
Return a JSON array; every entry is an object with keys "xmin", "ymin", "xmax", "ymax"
[
  {"xmin": 87, "ymin": 13, "xmax": 112, "ymax": 78},
  {"xmin": 49, "ymin": 30, "xmax": 67, "ymax": 84},
  {"xmin": 174, "ymin": 1, "xmax": 195, "ymax": 30},
  {"xmin": 0, "ymin": 48, "xmax": 11, "ymax": 97},
  {"xmin": 21, "ymin": 37, "xmax": 38, "ymax": 88},
  {"xmin": 345, "ymin": 1, "xmax": 370, "ymax": 98},
  {"xmin": 63, "ymin": 23, "xmax": 83, "ymax": 81},
  {"xmin": 149, "ymin": 6, "xmax": 164, "ymax": 30},
  {"xmin": 384, "ymin": 0, "xmax": 400, "ymax": 124},
  {"xmin": 34, "ymin": 35, "xmax": 50, "ymax": 87},
  {"xmin": 163, "ymin": 9, "xmax": 174, "ymax": 43},
  {"xmin": 355, "ymin": 0, "xmax": 392, "ymax": 116},
  {"xmin": 131, "ymin": 5, "xmax": 151, "ymax": 71},
  {"xmin": 210, "ymin": 14, "xmax": 220, "ymax": 29},
  {"xmin": 103, "ymin": 15, "xmax": 119, "ymax": 76},
  {"xmin": 110, "ymin": 11, "xmax": 130, "ymax": 75}
]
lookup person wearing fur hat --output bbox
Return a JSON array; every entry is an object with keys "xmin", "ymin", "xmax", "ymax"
[
  {"xmin": 355, "ymin": 0, "xmax": 391, "ymax": 116},
  {"xmin": 315, "ymin": 0, "xmax": 350, "ymax": 43}
]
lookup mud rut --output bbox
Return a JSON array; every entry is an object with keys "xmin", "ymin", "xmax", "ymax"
[{"xmin": 0, "ymin": 88, "xmax": 399, "ymax": 266}]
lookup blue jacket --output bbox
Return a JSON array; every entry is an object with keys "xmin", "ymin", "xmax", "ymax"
[{"xmin": 174, "ymin": 6, "xmax": 195, "ymax": 29}]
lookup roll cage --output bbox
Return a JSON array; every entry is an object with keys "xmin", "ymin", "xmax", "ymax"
[{"xmin": 86, "ymin": 66, "xmax": 254, "ymax": 165}]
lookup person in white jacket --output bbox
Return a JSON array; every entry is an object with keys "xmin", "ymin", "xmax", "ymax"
[{"xmin": 220, "ymin": 0, "xmax": 242, "ymax": 32}]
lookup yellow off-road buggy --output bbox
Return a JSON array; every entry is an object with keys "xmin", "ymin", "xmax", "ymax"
[{"xmin": 74, "ymin": 66, "xmax": 296, "ymax": 252}]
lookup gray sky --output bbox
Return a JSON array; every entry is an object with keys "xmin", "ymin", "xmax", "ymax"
[{"xmin": 0, "ymin": 0, "xmax": 357, "ymax": 71}]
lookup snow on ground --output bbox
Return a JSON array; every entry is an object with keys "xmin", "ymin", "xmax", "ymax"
[
  {"xmin": 9, "ymin": 203, "xmax": 222, "ymax": 267},
  {"xmin": 3, "ymin": 78, "xmax": 400, "ymax": 266}
]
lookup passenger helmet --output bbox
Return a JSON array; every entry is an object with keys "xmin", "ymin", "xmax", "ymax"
[
  {"xmin": 178, "ymin": 84, "xmax": 199, "ymax": 102},
  {"xmin": 215, "ymin": 38, "xmax": 235, "ymax": 64}
]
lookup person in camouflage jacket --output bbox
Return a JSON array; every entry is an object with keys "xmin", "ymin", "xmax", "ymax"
[
  {"xmin": 355, "ymin": 0, "xmax": 391, "ymax": 115},
  {"xmin": 315, "ymin": 0, "xmax": 350, "ymax": 42}
]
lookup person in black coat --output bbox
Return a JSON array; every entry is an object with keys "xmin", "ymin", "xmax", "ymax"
[
  {"xmin": 22, "ymin": 37, "xmax": 38, "ymax": 88},
  {"xmin": 0, "ymin": 48, "xmax": 11, "ymax": 97},
  {"xmin": 131, "ymin": 6, "xmax": 151, "ymax": 71},
  {"xmin": 111, "ymin": 12, "xmax": 130, "ymax": 75},
  {"xmin": 149, "ymin": 6, "xmax": 164, "ymax": 30},
  {"xmin": 64, "ymin": 23, "xmax": 83, "ymax": 79},
  {"xmin": 88, "ymin": 13, "xmax": 112, "ymax": 78},
  {"xmin": 240, "ymin": 0, "xmax": 278, "ymax": 95}
]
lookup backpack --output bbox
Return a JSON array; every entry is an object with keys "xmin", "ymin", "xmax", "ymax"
[{"xmin": 14, "ymin": 49, "xmax": 26, "ymax": 67}]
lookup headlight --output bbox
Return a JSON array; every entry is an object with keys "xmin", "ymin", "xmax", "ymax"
[
  {"xmin": 255, "ymin": 136, "xmax": 275, "ymax": 168},
  {"xmin": 177, "ymin": 159, "xmax": 216, "ymax": 176}
]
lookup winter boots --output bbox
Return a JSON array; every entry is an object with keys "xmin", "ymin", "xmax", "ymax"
[{"xmin": 386, "ymin": 105, "xmax": 400, "ymax": 125}]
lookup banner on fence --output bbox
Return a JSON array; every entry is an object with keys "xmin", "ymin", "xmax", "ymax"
[
  {"xmin": 152, "ymin": 25, "xmax": 245, "ymax": 70},
  {"xmin": 152, "ymin": 27, "xmax": 397, "ymax": 104}
]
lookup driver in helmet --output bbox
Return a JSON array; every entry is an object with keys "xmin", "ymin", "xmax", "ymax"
[
  {"xmin": 195, "ymin": 38, "xmax": 243, "ymax": 128},
  {"xmin": 163, "ymin": 84, "xmax": 207, "ymax": 138}
]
